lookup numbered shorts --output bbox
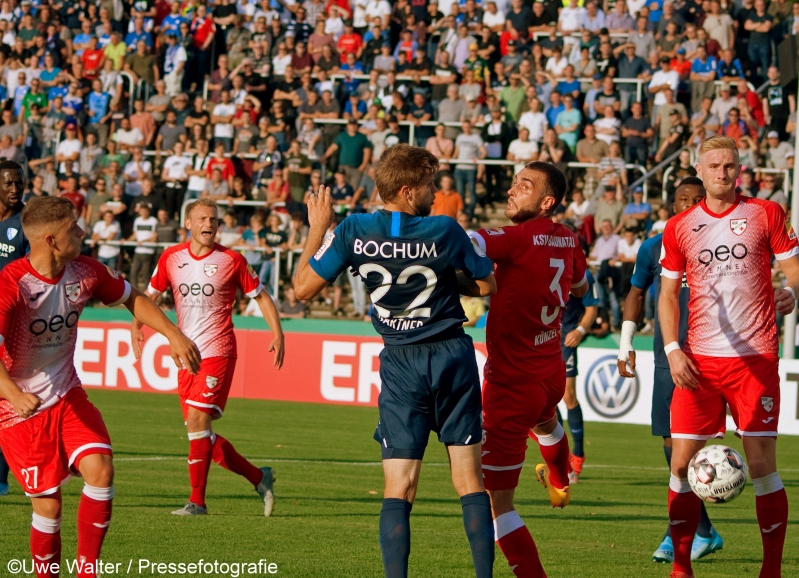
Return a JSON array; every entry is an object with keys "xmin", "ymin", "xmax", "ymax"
[
  {"xmin": 561, "ymin": 342, "xmax": 578, "ymax": 378},
  {"xmin": 178, "ymin": 356, "xmax": 236, "ymax": 420},
  {"xmin": 652, "ymin": 366, "xmax": 676, "ymax": 438},
  {"xmin": 0, "ymin": 387, "xmax": 112, "ymax": 497},
  {"xmin": 373, "ymin": 332, "xmax": 483, "ymax": 460},
  {"xmin": 482, "ymin": 370, "xmax": 566, "ymax": 491},
  {"xmin": 670, "ymin": 354, "xmax": 780, "ymax": 440}
]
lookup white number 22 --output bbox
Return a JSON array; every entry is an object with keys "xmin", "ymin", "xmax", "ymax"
[
  {"xmin": 541, "ymin": 258, "xmax": 565, "ymax": 325},
  {"xmin": 358, "ymin": 264, "xmax": 437, "ymax": 319}
]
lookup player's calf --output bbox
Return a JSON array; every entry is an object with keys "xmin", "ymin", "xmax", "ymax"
[
  {"xmin": 30, "ymin": 511, "xmax": 61, "ymax": 578},
  {"xmin": 76, "ymin": 484, "xmax": 114, "ymax": 578},
  {"xmin": 488, "ymin": 489, "xmax": 547, "ymax": 578}
]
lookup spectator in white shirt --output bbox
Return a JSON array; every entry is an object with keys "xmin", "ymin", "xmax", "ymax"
[
  {"xmin": 123, "ymin": 147, "xmax": 153, "ymax": 196},
  {"xmin": 506, "ymin": 128, "xmax": 539, "ymax": 174},
  {"xmin": 91, "ymin": 210, "xmax": 121, "ymax": 268},
  {"xmin": 211, "ymin": 90, "xmax": 237, "ymax": 152},
  {"xmin": 55, "ymin": 123, "xmax": 82, "ymax": 174}
]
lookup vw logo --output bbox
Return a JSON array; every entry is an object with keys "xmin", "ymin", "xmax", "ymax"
[{"xmin": 584, "ymin": 355, "xmax": 639, "ymax": 419}]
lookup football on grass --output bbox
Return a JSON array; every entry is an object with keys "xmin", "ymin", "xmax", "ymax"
[{"xmin": 687, "ymin": 445, "xmax": 748, "ymax": 503}]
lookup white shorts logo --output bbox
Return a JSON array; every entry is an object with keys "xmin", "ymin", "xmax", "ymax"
[
  {"xmin": 761, "ymin": 396, "xmax": 774, "ymax": 413},
  {"xmin": 206, "ymin": 376, "xmax": 219, "ymax": 389},
  {"xmin": 730, "ymin": 218, "xmax": 747, "ymax": 236},
  {"xmin": 65, "ymin": 282, "xmax": 82, "ymax": 304}
]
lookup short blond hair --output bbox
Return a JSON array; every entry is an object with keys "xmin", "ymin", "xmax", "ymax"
[
  {"xmin": 698, "ymin": 135, "xmax": 738, "ymax": 160},
  {"xmin": 21, "ymin": 196, "xmax": 75, "ymax": 234},
  {"xmin": 185, "ymin": 198, "xmax": 219, "ymax": 218}
]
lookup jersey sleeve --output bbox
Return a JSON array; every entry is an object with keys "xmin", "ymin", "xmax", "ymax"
[
  {"xmin": 765, "ymin": 202, "xmax": 799, "ymax": 261},
  {"xmin": 308, "ymin": 222, "xmax": 350, "ymax": 283},
  {"xmin": 234, "ymin": 252, "xmax": 264, "ymax": 298},
  {"xmin": 472, "ymin": 226, "xmax": 517, "ymax": 263},
  {"xmin": 84, "ymin": 257, "xmax": 131, "ymax": 307},
  {"xmin": 571, "ymin": 242, "xmax": 588, "ymax": 289},
  {"xmin": 581, "ymin": 272, "xmax": 600, "ymax": 307},
  {"xmin": 631, "ymin": 236, "xmax": 658, "ymax": 289},
  {"xmin": 453, "ymin": 222, "xmax": 493, "ymax": 279},
  {"xmin": 147, "ymin": 250, "xmax": 172, "ymax": 295},
  {"xmin": 659, "ymin": 219, "xmax": 685, "ymax": 279},
  {"xmin": 0, "ymin": 269, "xmax": 18, "ymax": 349}
]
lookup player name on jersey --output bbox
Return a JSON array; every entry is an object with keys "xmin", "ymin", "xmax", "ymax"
[
  {"xmin": 532, "ymin": 234, "xmax": 577, "ymax": 248},
  {"xmin": 353, "ymin": 239, "xmax": 438, "ymax": 260}
]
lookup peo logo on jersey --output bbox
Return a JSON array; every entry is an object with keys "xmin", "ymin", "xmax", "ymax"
[
  {"xmin": 584, "ymin": 355, "xmax": 639, "ymax": 419},
  {"xmin": 204, "ymin": 264, "xmax": 218, "ymax": 277},
  {"xmin": 6, "ymin": 227, "xmax": 17, "ymax": 240},
  {"xmin": 730, "ymin": 219, "xmax": 747, "ymax": 236},
  {"xmin": 65, "ymin": 282, "xmax": 81, "ymax": 304}
]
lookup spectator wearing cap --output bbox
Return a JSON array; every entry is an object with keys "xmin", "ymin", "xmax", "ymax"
[
  {"xmin": 500, "ymin": 39, "xmax": 523, "ymax": 74},
  {"xmin": 322, "ymin": 119, "xmax": 372, "ymax": 190},
  {"xmin": 56, "ymin": 122, "xmax": 82, "ymax": 175},
  {"xmin": 655, "ymin": 108, "xmax": 686, "ymax": 162},
  {"xmin": 649, "ymin": 56, "xmax": 680, "ymax": 121},
  {"xmin": 689, "ymin": 44, "xmax": 717, "ymax": 113},
  {"xmin": 623, "ymin": 187, "xmax": 652, "ymax": 232},
  {"xmin": 163, "ymin": 32, "xmax": 187, "ymax": 97},
  {"xmin": 765, "ymin": 131, "xmax": 794, "ymax": 170},
  {"xmin": 710, "ymin": 82, "xmax": 737, "ymax": 123},
  {"xmin": 617, "ymin": 43, "xmax": 647, "ymax": 112}
]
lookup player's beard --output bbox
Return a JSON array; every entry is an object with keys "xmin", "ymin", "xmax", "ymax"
[{"xmin": 506, "ymin": 198, "xmax": 545, "ymax": 223}]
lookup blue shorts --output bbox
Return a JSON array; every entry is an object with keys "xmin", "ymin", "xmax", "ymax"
[
  {"xmin": 652, "ymin": 366, "xmax": 675, "ymax": 438},
  {"xmin": 561, "ymin": 342, "xmax": 578, "ymax": 378},
  {"xmin": 373, "ymin": 330, "xmax": 483, "ymax": 460}
]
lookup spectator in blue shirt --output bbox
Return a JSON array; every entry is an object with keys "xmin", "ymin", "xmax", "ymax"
[
  {"xmin": 623, "ymin": 187, "xmax": 652, "ymax": 232},
  {"xmin": 545, "ymin": 90, "xmax": 564, "ymax": 128},
  {"xmin": 556, "ymin": 65, "xmax": 581, "ymax": 100},
  {"xmin": 87, "ymin": 79, "xmax": 112, "ymax": 146},
  {"xmin": 343, "ymin": 92, "xmax": 367, "ymax": 121},
  {"xmin": 73, "ymin": 20, "xmax": 95, "ymax": 57},
  {"xmin": 161, "ymin": 1, "xmax": 186, "ymax": 33},
  {"xmin": 689, "ymin": 45, "xmax": 717, "ymax": 113},
  {"xmin": 125, "ymin": 16, "xmax": 152, "ymax": 52}
]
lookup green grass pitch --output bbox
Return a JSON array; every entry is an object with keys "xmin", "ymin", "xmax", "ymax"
[{"xmin": 0, "ymin": 389, "xmax": 798, "ymax": 577}]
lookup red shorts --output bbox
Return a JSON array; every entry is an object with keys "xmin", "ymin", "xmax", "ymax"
[
  {"xmin": 178, "ymin": 357, "xmax": 236, "ymax": 420},
  {"xmin": 481, "ymin": 372, "xmax": 565, "ymax": 491},
  {"xmin": 0, "ymin": 387, "xmax": 112, "ymax": 497},
  {"xmin": 671, "ymin": 354, "xmax": 780, "ymax": 440}
]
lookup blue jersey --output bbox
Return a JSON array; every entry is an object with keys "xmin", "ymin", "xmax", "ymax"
[
  {"xmin": 561, "ymin": 270, "xmax": 599, "ymax": 332},
  {"xmin": 310, "ymin": 211, "xmax": 494, "ymax": 345},
  {"xmin": 0, "ymin": 211, "xmax": 28, "ymax": 270},
  {"xmin": 630, "ymin": 233, "xmax": 689, "ymax": 368}
]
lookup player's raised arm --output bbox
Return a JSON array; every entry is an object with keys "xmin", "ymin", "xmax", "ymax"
[
  {"xmin": 294, "ymin": 184, "xmax": 337, "ymax": 300},
  {"xmin": 124, "ymin": 285, "xmax": 201, "ymax": 374}
]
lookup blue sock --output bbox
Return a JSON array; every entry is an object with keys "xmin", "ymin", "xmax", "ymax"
[
  {"xmin": 0, "ymin": 450, "xmax": 8, "ymax": 485},
  {"xmin": 379, "ymin": 498, "xmax": 412, "ymax": 578},
  {"xmin": 567, "ymin": 405, "xmax": 584, "ymax": 457},
  {"xmin": 663, "ymin": 443, "xmax": 672, "ymax": 540},
  {"xmin": 460, "ymin": 492, "xmax": 495, "ymax": 578}
]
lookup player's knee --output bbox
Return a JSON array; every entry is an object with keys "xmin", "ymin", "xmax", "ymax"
[
  {"xmin": 79, "ymin": 454, "xmax": 114, "ymax": 487},
  {"xmin": 186, "ymin": 408, "xmax": 213, "ymax": 432},
  {"xmin": 487, "ymin": 489, "xmax": 515, "ymax": 518},
  {"xmin": 31, "ymin": 511, "xmax": 62, "ymax": 533},
  {"xmin": 563, "ymin": 389, "xmax": 577, "ymax": 408}
]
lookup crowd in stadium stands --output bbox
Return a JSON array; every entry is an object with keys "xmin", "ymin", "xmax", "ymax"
[{"xmin": 5, "ymin": 0, "xmax": 796, "ymax": 321}]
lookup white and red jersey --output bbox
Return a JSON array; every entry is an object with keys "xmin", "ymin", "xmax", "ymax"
[
  {"xmin": 148, "ymin": 243, "xmax": 263, "ymax": 358},
  {"xmin": 473, "ymin": 219, "xmax": 587, "ymax": 384},
  {"xmin": 660, "ymin": 195, "xmax": 799, "ymax": 357},
  {"xmin": 0, "ymin": 257, "xmax": 130, "ymax": 430}
]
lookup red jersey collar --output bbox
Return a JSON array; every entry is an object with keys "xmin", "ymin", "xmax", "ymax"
[
  {"xmin": 699, "ymin": 194, "xmax": 740, "ymax": 219},
  {"xmin": 23, "ymin": 255, "xmax": 67, "ymax": 285}
]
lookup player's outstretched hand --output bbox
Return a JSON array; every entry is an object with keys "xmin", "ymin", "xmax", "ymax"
[
  {"xmin": 307, "ymin": 184, "xmax": 335, "ymax": 231},
  {"xmin": 270, "ymin": 333, "xmax": 285, "ymax": 369},
  {"xmin": 774, "ymin": 287, "xmax": 796, "ymax": 316},
  {"xmin": 667, "ymin": 350, "xmax": 700, "ymax": 390},
  {"xmin": 617, "ymin": 350, "xmax": 636, "ymax": 378},
  {"xmin": 563, "ymin": 329, "xmax": 584, "ymax": 348},
  {"xmin": 12, "ymin": 392, "xmax": 41, "ymax": 419},
  {"xmin": 168, "ymin": 331, "xmax": 202, "ymax": 375},
  {"xmin": 131, "ymin": 325, "xmax": 145, "ymax": 360}
]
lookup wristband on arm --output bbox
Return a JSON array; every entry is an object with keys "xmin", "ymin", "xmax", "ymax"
[{"xmin": 617, "ymin": 319, "xmax": 636, "ymax": 361}]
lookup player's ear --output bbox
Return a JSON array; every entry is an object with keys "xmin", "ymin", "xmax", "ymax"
[{"xmin": 541, "ymin": 195, "xmax": 556, "ymax": 213}]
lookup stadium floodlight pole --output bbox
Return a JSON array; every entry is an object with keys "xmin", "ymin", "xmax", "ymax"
[{"xmin": 785, "ymin": 90, "xmax": 799, "ymax": 360}]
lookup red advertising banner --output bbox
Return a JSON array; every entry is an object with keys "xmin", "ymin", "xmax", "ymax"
[{"xmin": 75, "ymin": 322, "xmax": 488, "ymax": 407}]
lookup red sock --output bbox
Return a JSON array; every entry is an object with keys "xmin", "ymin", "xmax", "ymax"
[
  {"xmin": 537, "ymin": 423, "xmax": 570, "ymax": 489},
  {"xmin": 668, "ymin": 475, "xmax": 701, "ymax": 576},
  {"xmin": 76, "ymin": 485, "xmax": 113, "ymax": 578},
  {"xmin": 212, "ymin": 434, "xmax": 263, "ymax": 486},
  {"xmin": 753, "ymin": 473, "xmax": 788, "ymax": 578},
  {"xmin": 30, "ymin": 514, "xmax": 61, "ymax": 578},
  {"xmin": 494, "ymin": 511, "xmax": 547, "ymax": 578},
  {"xmin": 188, "ymin": 433, "xmax": 213, "ymax": 506}
]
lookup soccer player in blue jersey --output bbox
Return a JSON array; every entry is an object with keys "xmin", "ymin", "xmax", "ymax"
[
  {"xmin": 0, "ymin": 160, "xmax": 28, "ymax": 496},
  {"xmin": 294, "ymin": 144, "xmax": 497, "ymax": 578},
  {"xmin": 616, "ymin": 178, "xmax": 724, "ymax": 563},
  {"xmin": 559, "ymin": 269, "xmax": 599, "ymax": 483}
]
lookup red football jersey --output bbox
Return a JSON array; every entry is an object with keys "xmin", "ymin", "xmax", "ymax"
[
  {"xmin": 148, "ymin": 243, "xmax": 263, "ymax": 358},
  {"xmin": 0, "ymin": 257, "xmax": 130, "ymax": 430},
  {"xmin": 474, "ymin": 219, "xmax": 587, "ymax": 384},
  {"xmin": 661, "ymin": 195, "xmax": 799, "ymax": 357}
]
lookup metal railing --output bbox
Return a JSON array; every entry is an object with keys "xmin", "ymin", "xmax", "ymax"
[{"xmin": 118, "ymin": 71, "xmax": 136, "ymax": 116}]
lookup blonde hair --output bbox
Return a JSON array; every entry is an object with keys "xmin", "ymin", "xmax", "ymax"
[
  {"xmin": 698, "ymin": 135, "xmax": 738, "ymax": 160},
  {"xmin": 185, "ymin": 198, "xmax": 219, "ymax": 218},
  {"xmin": 21, "ymin": 196, "xmax": 75, "ymax": 234}
]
